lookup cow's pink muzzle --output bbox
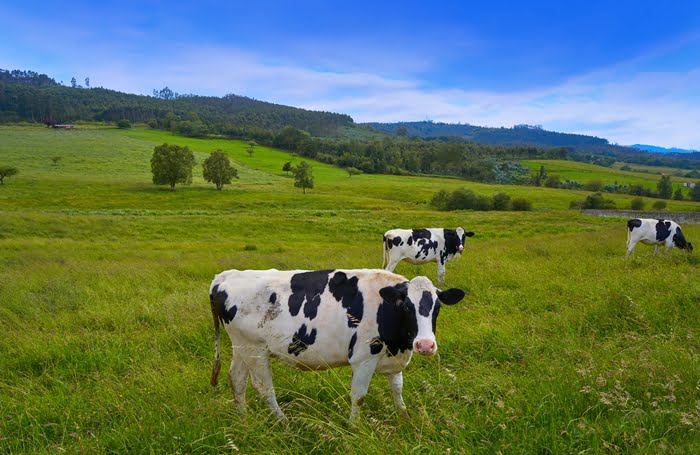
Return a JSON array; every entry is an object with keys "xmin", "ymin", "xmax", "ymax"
[{"xmin": 415, "ymin": 339, "xmax": 437, "ymax": 356}]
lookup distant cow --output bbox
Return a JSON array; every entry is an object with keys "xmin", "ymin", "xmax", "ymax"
[
  {"xmin": 626, "ymin": 218, "xmax": 693, "ymax": 257},
  {"xmin": 382, "ymin": 228, "xmax": 475, "ymax": 283},
  {"xmin": 210, "ymin": 268, "xmax": 465, "ymax": 420}
]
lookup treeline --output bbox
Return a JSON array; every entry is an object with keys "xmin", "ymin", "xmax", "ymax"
[
  {"xmin": 367, "ymin": 121, "xmax": 700, "ymax": 170},
  {"xmin": 0, "ymin": 69, "xmax": 352, "ymax": 136}
]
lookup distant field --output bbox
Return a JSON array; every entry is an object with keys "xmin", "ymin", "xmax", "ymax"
[
  {"xmin": 523, "ymin": 159, "xmax": 699, "ymax": 195},
  {"xmin": 1, "ymin": 125, "xmax": 700, "ymax": 453}
]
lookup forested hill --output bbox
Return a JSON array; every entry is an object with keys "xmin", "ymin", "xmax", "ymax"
[
  {"xmin": 364, "ymin": 120, "xmax": 700, "ymax": 168},
  {"xmin": 0, "ymin": 69, "xmax": 353, "ymax": 136}
]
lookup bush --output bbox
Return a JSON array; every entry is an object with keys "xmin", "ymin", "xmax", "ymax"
[
  {"xmin": 511, "ymin": 198, "xmax": 533, "ymax": 211},
  {"xmin": 652, "ymin": 200, "xmax": 667, "ymax": 210},
  {"xmin": 583, "ymin": 180, "xmax": 604, "ymax": 192},
  {"xmin": 630, "ymin": 197, "xmax": 645, "ymax": 210},
  {"xmin": 492, "ymin": 192, "xmax": 512, "ymax": 211},
  {"xmin": 430, "ymin": 190, "xmax": 451, "ymax": 211},
  {"xmin": 117, "ymin": 119, "xmax": 132, "ymax": 129},
  {"xmin": 581, "ymin": 192, "xmax": 616, "ymax": 209}
]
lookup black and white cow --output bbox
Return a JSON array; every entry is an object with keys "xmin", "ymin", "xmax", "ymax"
[
  {"xmin": 382, "ymin": 228, "xmax": 475, "ymax": 284},
  {"xmin": 209, "ymin": 268, "xmax": 465, "ymax": 420},
  {"xmin": 626, "ymin": 218, "xmax": 693, "ymax": 257}
]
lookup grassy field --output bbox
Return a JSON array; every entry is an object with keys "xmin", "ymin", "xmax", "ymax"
[
  {"xmin": 1, "ymin": 125, "xmax": 700, "ymax": 453},
  {"xmin": 523, "ymin": 159, "xmax": 699, "ymax": 196}
]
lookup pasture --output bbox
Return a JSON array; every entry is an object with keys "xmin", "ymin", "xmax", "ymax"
[{"xmin": 1, "ymin": 125, "xmax": 699, "ymax": 453}]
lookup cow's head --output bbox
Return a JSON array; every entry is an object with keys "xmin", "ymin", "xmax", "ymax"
[
  {"xmin": 379, "ymin": 276, "xmax": 465, "ymax": 357},
  {"xmin": 456, "ymin": 227, "xmax": 475, "ymax": 253}
]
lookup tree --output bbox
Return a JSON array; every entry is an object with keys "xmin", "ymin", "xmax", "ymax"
[
  {"xmin": 346, "ymin": 167, "xmax": 362, "ymax": 177},
  {"xmin": 117, "ymin": 119, "xmax": 131, "ymax": 129},
  {"xmin": 657, "ymin": 175, "xmax": 673, "ymax": 199},
  {"xmin": 246, "ymin": 140, "xmax": 257, "ymax": 158},
  {"xmin": 150, "ymin": 143, "xmax": 195, "ymax": 190},
  {"xmin": 0, "ymin": 165, "xmax": 18, "ymax": 184},
  {"xmin": 492, "ymin": 192, "xmax": 512, "ymax": 210},
  {"xmin": 70, "ymin": 77, "xmax": 77, "ymax": 88},
  {"xmin": 673, "ymin": 188, "xmax": 684, "ymax": 200},
  {"xmin": 84, "ymin": 77, "xmax": 90, "ymax": 88},
  {"xmin": 545, "ymin": 174, "xmax": 561, "ymax": 188},
  {"xmin": 282, "ymin": 162, "xmax": 292, "ymax": 175},
  {"xmin": 292, "ymin": 161, "xmax": 314, "ymax": 194},
  {"xmin": 202, "ymin": 150, "xmax": 238, "ymax": 190},
  {"xmin": 652, "ymin": 200, "xmax": 667, "ymax": 210},
  {"xmin": 688, "ymin": 185, "xmax": 700, "ymax": 202}
]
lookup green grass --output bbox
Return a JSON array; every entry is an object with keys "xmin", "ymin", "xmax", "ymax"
[
  {"xmin": 524, "ymin": 159, "xmax": 700, "ymax": 195},
  {"xmin": 1, "ymin": 125, "xmax": 700, "ymax": 453}
]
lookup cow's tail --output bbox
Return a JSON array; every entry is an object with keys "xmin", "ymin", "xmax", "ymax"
[
  {"xmin": 382, "ymin": 235, "xmax": 388, "ymax": 268},
  {"xmin": 210, "ymin": 291, "xmax": 222, "ymax": 386}
]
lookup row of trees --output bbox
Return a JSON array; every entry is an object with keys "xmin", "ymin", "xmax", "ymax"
[
  {"xmin": 150, "ymin": 143, "xmax": 314, "ymax": 193},
  {"xmin": 430, "ymin": 188, "xmax": 533, "ymax": 211}
]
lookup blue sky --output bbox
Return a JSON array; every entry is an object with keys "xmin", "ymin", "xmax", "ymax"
[{"xmin": 2, "ymin": 1, "xmax": 700, "ymax": 149}]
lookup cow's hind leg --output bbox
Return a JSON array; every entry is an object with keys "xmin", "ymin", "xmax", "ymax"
[
  {"xmin": 625, "ymin": 240, "xmax": 637, "ymax": 258},
  {"xmin": 385, "ymin": 257, "xmax": 400, "ymax": 273},
  {"xmin": 385, "ymin": 372, "xmax": 408, "ymax": 417},
  {"xmin": 229, "ymin": 354, "xmax": 249, "ymax": 414},
  {"xmin": 247, "ymin": 350, "xmax": 285, "ymax": 420}
]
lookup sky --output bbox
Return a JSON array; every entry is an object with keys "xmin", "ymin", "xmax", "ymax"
[{"xmin": 2, "ymin": 0, "xmax": 700, "ymax": 149}]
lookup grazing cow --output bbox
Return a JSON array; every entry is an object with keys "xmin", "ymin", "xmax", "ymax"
[
  {"xmin": 209, "ymin": 268, "xmax": 465, "ymax": 420},
  {"xmin": 382, "ymin": 228, "xmax": 475, "ymax": 283},
  {"xmin": 626, "ymin": 218, "xmax": 693, "ymax": 257}
]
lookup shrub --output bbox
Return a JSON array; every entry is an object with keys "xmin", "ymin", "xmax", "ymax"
[
  {"xmin": 583, "ymin": 180, "xmax": 604, "ymax": 192},
  {"xmin": 117, "ymin": 119, "xmax": 132, "ymax": 129},
  {"xmin": 511, "ymin": 198, "xmax": 533, "ymax": 211},
  {"xmin": 652, "ymin": 200, "xmax": 667, "ymax": 210},
  {"xmin": 630, "ymin": 197, "xmax": 645, "ymax": 210},
  {"xmin": 581, "ymin": 192, "xmax": 616, "ymax": 209},
  {"xmin": 492, "ymin": 192, "xmax": 512, "ymax": 211},
  {"xmin": 430, "ymin": 190, "xmax": 451, "ymax": 211}
]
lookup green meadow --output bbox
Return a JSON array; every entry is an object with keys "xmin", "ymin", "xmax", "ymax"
[{"xmin": 1, "ymin": 125, "xmax": 699, "ymax": 453}]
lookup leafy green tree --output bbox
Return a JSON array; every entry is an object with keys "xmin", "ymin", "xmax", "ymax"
[
  {"xmin": 673, "ymin": 188, "xmax": 684, "ymax": 200},
  {"xmin": 657, "ymin": 175, "xmax": 673, "ymax": 199},
  {"xmin": 117, "ymin": 119, "xmax": 131, "ymax": 129},
  {"xmin": 346, "ymin": 167, "xmax": 362, "ymax": 177},
  {"xmin": 583, "ymin": 179, "xmax": 604, "ymax": 192},
  {"xmin": 282, "ymin": 162, "xmax": 292, "ymax": 175},
  {"xmin": 150, "ymin": 143, "xmax": 195, "ymax": 190},
  {"xmin": 70, "ymin": 77, "xmax": 77, "ymax": 88},
  {"xmin": 0, "ymin": 165, "xmax": 18, "ymax": 184},
  {"xmin": 292, "ymin": 161, "xmax": 314, "ymax": 194},
  {"xmin": 247, "ymin": 141, "xmax": 256, "ymax": 157},
  {"xmin": 511, "ymin": 198, "xmax": 533, "ymax": 211},
  {"xmin": 545, "ymin": 174, "xmax": 561, "ymax": 188},
  {"xmin": 688, "ymin": 185, "xmax": 700, "ymax": 202},
  {"xmin": 203, "ymin": 150, "xmax": 238, "ymax": 190}
]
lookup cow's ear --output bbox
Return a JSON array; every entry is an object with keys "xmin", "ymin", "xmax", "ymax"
[
  {"xmin": 465, "ymin": 231, "xmax": 475, "ymax": 237},
  {"xmin": 380, "ymin": 284, "xmax": 408, "ymax": 304},
  {"xmin": 437, "ymin": 288, "xmax": 466, "ymax": 305}
]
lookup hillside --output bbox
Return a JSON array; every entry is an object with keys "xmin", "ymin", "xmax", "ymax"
[
  {"xmin": 631, "ymin": 144, "xmax": 699, "ymax": 154},
  {"xmin": 365, "ymin": 121, "xmax": 700, "ymax": 169},
  {"xmin": 0, "ymin": 69, "xmax": 353, "ymax": 136}
]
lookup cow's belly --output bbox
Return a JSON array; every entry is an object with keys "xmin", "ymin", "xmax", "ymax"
[
  {"xmin": 402, "ymin": 255, "xmax": 436, "ymax": 265},
  {"xmin": 640, "ymin": 238, "xmax": 662, "ymax": 245}
]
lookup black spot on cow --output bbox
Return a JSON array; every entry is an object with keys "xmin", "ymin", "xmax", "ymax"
[
  {"xmin": 627, "ymin": 218, "xmax": 643, "ymax": 232},
  {"xmin": 407, "ymin": 236, "xmax": 413, "ymax": 246},
  {"xmin": 269, "ymin": 292, "xmax": 277, "ymax": 304},
  {"xmin": 348, "ymin": 332, "xmax": 358, "ymax": 359},
  {"xmin": 655, "ymin": 220, "xmax": 672, "ymax": 242},
  {"xmin": 673, "ymin": 227, "xmax": 692, "ymax": 251},
  {"xmin": 431, "ymin": 300, "xmax": 441, "ymax": 334},
  {"xmin": 370, "ymin": 337, "xmax": 384, "ymax": 355},
  {"xmin": 329, "ymin": 271, "xmax": 364, "ymax": 327},
  {"xmin": 418, "ymin": 290, "xmax": 434, "ymax": 317},
  {"xmin": 392, "ymin": 236, "xmax": 403, "ymax": 247},
  {"xmin": 443, "ymin": 229, "xmax": 462, "ymax": 256},
  {"xmin": 411, "ymin": 229, "xmax": 438, "ymax": 259},
  {"xmin": 288, "ymin": 324, "xmax": 317, "ymax": 356},
  {"xmin": 376, "ymin": 283, "xmax": 417, "ymax": 356},
  {"xmin": 210, "ymin": 284, "xmax": 236, "ymax": 324},
  {"xmin": 287, "ymin": 270, "xmax": 332, "ymax": 319}
]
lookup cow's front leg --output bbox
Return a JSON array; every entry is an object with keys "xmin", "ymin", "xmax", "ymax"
[
  {"xmin": 436, "ymin": 262, "xmax": 446, "ymax": 284},
  {"xmin": 386, "ymin": 372, "xmax": 408, "ymax": 417},
  {"xmin": 349, "ymin": 358, "xmax": 379, "ymax": 421}
]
